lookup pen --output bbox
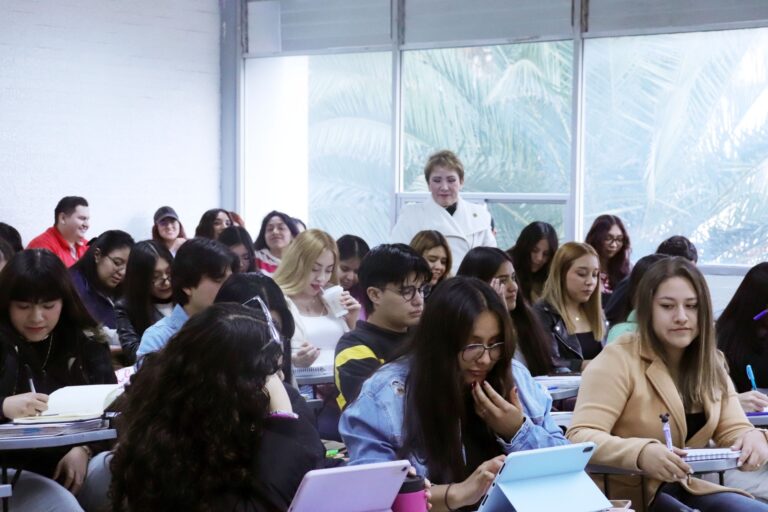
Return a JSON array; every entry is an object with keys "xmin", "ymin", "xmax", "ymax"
[
  {"xmin": 753, "ymin": 308, "xmax": 768, "ymax": 321},
  {"xmin": 24, "ymin": 364, "xmax": 36, "ymax": 394},
  {"xmin": 660, "ymin": 413, "xmax": 673, "ymax": 450},
  {"xmin": 747, "ymin": 365, "xmax": 758, "ymax": 391}
]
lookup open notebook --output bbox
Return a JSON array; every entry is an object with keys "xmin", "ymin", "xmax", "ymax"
[{"xmin": 14, "ymin": 384, "xmax": 123, "ymax": 424}]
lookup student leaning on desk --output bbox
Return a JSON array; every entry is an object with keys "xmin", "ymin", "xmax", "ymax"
[
  {"xmin": 340, "ymin": 277, "xmax": 568, "ymax": 512},
  {"xmin": 567, "ymin": 257, "xmax": 768, "ymax": 512},
  {"xmin": 0, "ymin": 249, "xmax": 116, "ymax": 510}
]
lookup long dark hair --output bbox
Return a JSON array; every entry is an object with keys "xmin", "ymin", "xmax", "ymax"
[
  {"xmin": 399, "ymin": 277, "xmax": 515, "ymax": 483},
  {"xmin": 616, "ymin": 254, "xmax": 668, "ymax": 323},
  {"xmin": 254, "ymin": 211, "xmax": 299, "ymax": 251},
  {"xmin": 717, "ymin": 262, "xmax": 768, "ymax": 389},
  {"xmin": 110, "ymin": 303, "xmax": 282, "ymax": 511},
  {"xmin": 584, "ymin": 214, "xmax": 631, "ymax": 290},
  {"xmin": 457, "ymin": 247, "xmax": 553, "ymax": 376},
  {"xmin": 218, "ymin": 226, "xmax": 257, "ymax": 272},
  {"xmin": 122, "ymin": 241, "xmax": 174, "ymax": 339},
  {"xmin": 71, "ymin": 230, "xmax": 135, "ymax": 297},
  {"xmin": 194, "ymin": 209, "xmax": 232, "ymax": 240},
  {"xmin": 214, "ymin": 273, "xmax": 296, "ymax": 383},
  {"xmin": 509, "ymin": 222, "xmax": 558, "ymax": 303}
]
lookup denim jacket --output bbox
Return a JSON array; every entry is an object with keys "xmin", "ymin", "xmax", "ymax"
[{"xmin": 339, "ymin": 358, "xmax": 568, "ymax": 480}]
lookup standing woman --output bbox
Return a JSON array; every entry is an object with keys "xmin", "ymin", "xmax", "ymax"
[
  {"xmin": 151, "ymin": 206, "xmax": 187, "ymax": 256},
  {"xmin": 340, "ymin": 277, "xmax": 567, "ymax": 511},
  {"xmin": 0, "ymin": 249, "xmax": 116, "ymax": 509},
  {"xmin": 457, "ymin": 247, "xmax": 553, "ymax": 376},
  {"xmin": 508, "ymin": 221, "xmax": 558, "ymax": 304},
  {"xmin": 567, "ymin": 258, "xmax": 768, "ymax": 511},
  {"xmin": 585, "ymin": 214, "xmax": 631, "ymax": 301},
  {"xmin": 70, "ymin": 230, "xmax": 135, "ymax": 340},
  {"xmin": 194, "ymin": 208, "xmax": 233, "ymax": 240},
  {"xmin": 254, "ymin": 211, "xmax": 300, "ymax": 278},
  {"xmin": 336, "ymin": 235, "xmax": 370, "ymax": 320},
  {"xmin": 115, "ymin": 241, "xmax": 174, "ymax": 366},
  {"xmin": 410, "ymin": 230, "xmax": 452, "ymax": 292},
  {"xmin": 219, "ymin": 226, "xmax": 257, "ymax": 273},
  {"xmin": 391, "ymin": 150, "xmax": 496, "ymax": 270},
  {"xmin": 534, "ymin": 242, "xmax": 605, "ymax": 373}
]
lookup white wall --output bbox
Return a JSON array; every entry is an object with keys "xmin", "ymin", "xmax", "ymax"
[{"xmin": 0, "ymin": 0, "xmax": 221, "ymax": 244}]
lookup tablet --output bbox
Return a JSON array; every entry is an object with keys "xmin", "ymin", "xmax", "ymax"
[
  {"xmin": 477, "ymin": 443, "xmax": 611, "ymax": 512},
  {"xmin": 288, "ymin": 460, "xmax": 410, "ymax": 512}
]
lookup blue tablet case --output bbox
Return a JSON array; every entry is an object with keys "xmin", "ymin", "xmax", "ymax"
[{"xmin": 477, "ymin": 443, "xmax": 612, "ymax": 512}]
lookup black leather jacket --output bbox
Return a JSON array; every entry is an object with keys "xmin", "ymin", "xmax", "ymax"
[{"xmin": 533, "ymin": 301, "xmax": 588, "ymax": 373}]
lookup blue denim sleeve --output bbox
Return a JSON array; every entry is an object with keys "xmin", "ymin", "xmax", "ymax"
[
  {"xmin": 339, "ymin": 385, "xmax": 401, "ymax": 466},
  {"xmin": 498, "ymin": 361, "xmax": 569, "ymax": 452}
]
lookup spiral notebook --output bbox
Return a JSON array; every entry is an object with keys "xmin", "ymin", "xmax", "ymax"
[{"xmin": 683, "ymin": 448, "xmax": 740, "ymax": 462}]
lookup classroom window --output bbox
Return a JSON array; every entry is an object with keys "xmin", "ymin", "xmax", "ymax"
[
  {"xmin": 583, "ymin": 28, "xmax": 768, "ymax": 265},
  {"xmin": 486, "ymin": 202, "xmax": 566, "ymax": 250}
]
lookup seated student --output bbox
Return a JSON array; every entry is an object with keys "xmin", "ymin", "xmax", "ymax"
[
  {"xmin": 605, "ymin": 254, "xmax": 668, "ymax": 344},
  {"xmin": 0, "ymin": 222, "xmax": 24, "ymax": 252},
  {"xmin": 151, "ymin": 206, "xmax": 187, "ymax": 256},
  {"xmin": 534, "ymin": 242, "xmax": 605, "ymax": 373},
  {"xmin": 218, "ymin": 225, "xmax": 257, "ymax": 273},
  {"xmin": 70, "ymin": 230, "xmax": 134, "ymax": 347},
  {"xmin": 0, "ymin": 238, "xmax": 13, "ymax": 273},
  {"xmin": 254, "ymin": 211, "xmax": 300, "ymax": 277},
  {"xmin": 341, "ymin": 277, "xmax": 567, "ymax": 510},
  {"xmin": 458, "ymin": 247, "xmax": 554, "ymax": 377},
  {"xmin": 336, "ymin": 234, "xmax": 371, "ymax": 320},
  {"xmin": 27, "ymin": 196, "xmax": 90, "ymax": 267},
  {"xmin": 0, "ymin": 249, "xmax": 116, "ymax": 510},
  {"xmin": 605, "ymin": 235, "xmax": 698, "ymax": 326},
  {"xmin": 584, "ymin": 214, "xmax": 632, "ymax": 303},
  {"xmin": 334, "ymin": 243, "xmax": 431, "ymax": 409},
  {"xmin": 409, "ymin": 229, "xmax": 452, "ymax": 292},
  {"xmin": 567, "ymin": 257, "xmax": 768, "ymax": 512},
  {"xmin": 110, "ymin": 304, "xmax": 326, "ymax": 511},
  {"xmin": 115, "ymin": 241, "xmax": 174, "ymax": 365},
  {"xmin": 194, "ymin": 208, "xmax": 233, "ymax": 240},
  {"xmin": 136, "ymin": 238, "xmax": 234, "ymax": 362},
  {"xmin": 508, "ymin": 221, "xmax": 559, "ymax": 304}
]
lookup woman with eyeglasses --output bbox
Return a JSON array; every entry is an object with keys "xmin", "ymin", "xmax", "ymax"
[
  {"xmin": 70, "ymin": 231, "xmax": 135, "ymax": 348},
  {"xmin": 585, "ymin": 214, "xmax": 631, "ymax": 302},
  {"xmin": 340, "ymin": 277, "xmax": 567, "ymax": 511},
  {"xmin": 218, "ymin": 226, "xmax": 257, "ymax": 273},
  {"xmin": 110, "ymin": 303, "xmax": 326, "ymax": 511},
  {"xmin": 457, "ymin": 247, "xmax": 554, "ymax": 377},
  {"xmin": 115, "ymin": 241, "xmax": 174, "ymax": 366}
]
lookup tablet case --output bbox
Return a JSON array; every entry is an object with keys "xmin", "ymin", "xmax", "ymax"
[
  {"xmin": 477, "ymin": 442, "xmax": 612, "ymax": 512},
  {"xmin": 288, "ymin": 459, "xmax": 410, "ymax": 512}
]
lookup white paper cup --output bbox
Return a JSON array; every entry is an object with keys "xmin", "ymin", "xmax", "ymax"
[{"xmin": 322, "ymin": 285, "xmax": 348, "ymax": 318}]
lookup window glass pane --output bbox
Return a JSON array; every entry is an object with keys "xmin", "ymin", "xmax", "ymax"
[
  {"xmin": 243, "ymin": 52, "xmax": 392, "ymax": 246},
  {"xmin": 401, "ymin": 42, "xmax": 573, "ymax": 194},
  {"xmin": 583, "ymin": 28, "xmax": 768, "ymax": 265},
  {"xmin": 487, "ymin": 203, "xmax": 565, "ymax": 251}
]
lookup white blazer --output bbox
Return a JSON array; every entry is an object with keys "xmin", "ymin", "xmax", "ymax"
[{"xmin": 390, "ymin": 196, "xmax": 496, "ymax": 272}]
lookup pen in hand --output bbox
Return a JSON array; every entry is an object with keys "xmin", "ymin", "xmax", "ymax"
[
  {"xmin": 24, "ymin": 364, "xmax": 40, "ymax": 416},
  {"xmin": 747, "ymin": 365, "xmax": 758, "ymax": 392}
]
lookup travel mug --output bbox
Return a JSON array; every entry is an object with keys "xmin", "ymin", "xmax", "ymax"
[{"xmin": 391, "ymin": 474, "xmax": 427, "ymax": 512}]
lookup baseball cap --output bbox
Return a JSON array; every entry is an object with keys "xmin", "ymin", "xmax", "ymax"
[{"xmin": 153, "ymin": 206, "xmax": 179, "ymax": 224}]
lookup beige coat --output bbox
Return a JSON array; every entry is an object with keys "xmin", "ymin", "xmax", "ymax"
[{"xmin": 566, "ymin": 333, "xmax": 755, "ymax": 510}]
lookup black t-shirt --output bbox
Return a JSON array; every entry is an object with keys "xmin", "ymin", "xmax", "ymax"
[{"xmin": 576, "ymin": 332, "xmax": 602, "ymax": 360}]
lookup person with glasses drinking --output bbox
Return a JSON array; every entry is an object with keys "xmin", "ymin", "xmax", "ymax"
[
  {"xmin": 334, "ymin": 244, "xmax": 432, "ymax": 410},
  {"xmin": 114, "ymin": 241, "xmax": 174, "ymax": 365},
  {"xmin": 340, "ymin": 277, "xmax": 567, "ymax": 511},
  {"xmin": 70, "ymin": 230, "xmax": 134, "ymax": 354},
  {"xmin": 585, "ymin": 214, "xmax": 632, "ymax": 303}
]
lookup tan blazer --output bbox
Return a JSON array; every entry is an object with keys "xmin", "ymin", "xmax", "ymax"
[{"xmin": 566, "ymin": 333, "xmax": 755, "ymax": 510}]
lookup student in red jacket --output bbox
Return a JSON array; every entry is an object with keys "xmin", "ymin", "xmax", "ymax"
[{"xmin": 27, "ymin": 196, "xmax": 90, "ymax": 267}]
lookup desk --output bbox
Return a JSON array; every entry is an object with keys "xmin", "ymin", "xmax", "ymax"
[
  {"xmin": 295, "ymin": 374, "xmax": 335, "ymax": 386},
  {"xmin": 748, "ymin": 413, "xmax": 768, "ymax": 427},
  {"xmin": 549, "ymin": 387, "xmax": 579, "ymax": 400},
  {"xmin": 0, "ymin": 428, "xmax": 117, "ymax": 512}
]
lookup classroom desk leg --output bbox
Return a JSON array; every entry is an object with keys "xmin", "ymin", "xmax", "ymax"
[{"xmin": 2, "ymin": 462, "xmax": 7, "ymax": 512}]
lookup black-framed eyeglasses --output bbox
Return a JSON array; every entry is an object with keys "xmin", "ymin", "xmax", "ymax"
[
  {"xmin": 388, "ymin": 284, "xmax": 429, "ymax": 302},
  {"xmin": 105, "ymin": 255, "xmax": 127, "ymax": 271},
  {"xmin": 604, "ymin": 236, "xmax": 624, "ymax": 246},
  {"xmin": 460, "ymin": 342, "xmax": 505, "ymax": 362},
  {"xmin": 242, "ymin": 295, "xmax": 283, "ymax": 352},
  {"xmin": 152, "ymin": 272, "xmax": 171, "ymax": 286}
]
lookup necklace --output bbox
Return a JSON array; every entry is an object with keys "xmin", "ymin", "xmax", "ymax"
[
  {"xmin": 41, "ymin": 334, "xmax": 53, "ymax": 371},
  {"xmin": 296, "ymin": 294, "xmax": 324, "ymax": 315}
]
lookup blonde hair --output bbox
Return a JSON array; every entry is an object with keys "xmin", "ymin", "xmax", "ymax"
[
  {"xmin": 423, "ymin": 150, "xmax": 465, "ymax": 183},
  {"xmin": 409, "ymin": 230, "xmax": 453, "ymax": 281},
  {"xmin": 635, "ymin": 257, "xmax": 728, "ymax": 408},
  {"xmin": 541, "ymin": 242, "xmax": 604, "ymax": 340},
  {"xmin": 273, "ymin": 229, "xmax": 339, "ymax": 296}
]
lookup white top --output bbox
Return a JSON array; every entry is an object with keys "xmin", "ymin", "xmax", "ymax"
[
  {"xmin": 390, "ymin": 196, "xmax": 496, "ymax": 272},
  {"xmin": 298, "ymin": 313, "xmax": 346, "ymax": 368},
  {"xmin": 155, "ymin": 302, "xmax": 173, "ymax": 318}
]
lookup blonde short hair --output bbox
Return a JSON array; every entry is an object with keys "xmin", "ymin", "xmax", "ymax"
[
  {"xmin": 273, "ymin": 229, "xmax": 339, "ymax": 296},
  {"xmin": 423, "ymin": 150, "xmax": 465, "ymax": 183}
]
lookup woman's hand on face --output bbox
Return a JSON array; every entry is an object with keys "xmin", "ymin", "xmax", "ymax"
[
  {"xmin": 2, "ymin": 392, "xmax": 49, "ymax": 419},
  {"xmin": 265, "ymin": 373, "xmax": 293, "ymax": 413},
  {"xmin": 340, "ymin": 291, "xmax": 361, "ymax": 329},
  {"xmin": 472, "ymin": 382, "xmax": 525, "ymax": 440},
  {"xmin": 637, "ymin": 443, "xmax": 691, "ymax": 482},
  {"xmin": 489, "ymin": 278, "xmax": 507, "ymax": 310},
  {"xmin": 733, "ymin": 429, "xmax": 768, "ymax": 471},
  {"xmin": 450, "ymin": 455, "xmax": 506, "ymax": 509},
  {"xmin": 738, "ymin": 391, "xmax": 768, "ymax": 413},
  {"xmin": 53, "ymin": 446, "xmax": 90, "ymax": 495},
  {"xmin": 291, "ymin": 342, "xmax": 320, "ymax": 368}
]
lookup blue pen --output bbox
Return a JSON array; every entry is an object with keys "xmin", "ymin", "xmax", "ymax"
[{"xmin": 747, "ymin": 365, "xmax": 758, "ymax": 391}]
